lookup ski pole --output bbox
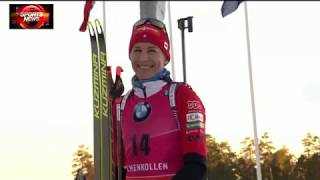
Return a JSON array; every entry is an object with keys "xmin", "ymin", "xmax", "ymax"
[
  {"xmin": 115, "ymin": 66, "xmax": 124, "ymax": 180},
  {"xmin": 177, "ymin": 16, "xmax": 193, "ymax": 83},
  {"xmin": 109, "ymin": 66, "xmax": 124, "ymax": 180}
]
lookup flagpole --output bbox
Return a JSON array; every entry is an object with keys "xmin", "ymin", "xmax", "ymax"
[
  {"xmin": 167, "ymin": 1, "xmax": 176, "ymax": 81},
  {"xmin": 102, "ymin": 2, "xmax": 113, "ymax": 180},
  {"xmin": 102, "ymin": 1, "xmax": 106, "ymax": 35},
  {"xmin": 243, "ymin": 2, "xmax": 262, "ymax": 180}
]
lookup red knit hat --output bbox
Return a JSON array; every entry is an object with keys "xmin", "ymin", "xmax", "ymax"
[{"xmin": 129, "ymin": 22, "xmax": 170, "ymax": 61}]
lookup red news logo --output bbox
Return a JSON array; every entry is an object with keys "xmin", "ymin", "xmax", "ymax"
[{"xmin": 10, "ymin": 4, "xmax": 54, "ymax": 29}]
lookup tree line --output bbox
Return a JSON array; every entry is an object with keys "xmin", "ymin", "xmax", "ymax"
[
  {"xmin": 72, "ymin": 132, "xmax": 320, "ymax": 180},
  {"xmin": 207, "ymin": 132, "xmax": 320, "ymax": 180}
]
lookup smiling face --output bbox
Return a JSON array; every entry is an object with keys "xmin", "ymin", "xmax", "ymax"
[{"xmin": 130, "ymin": 42, "xmax": 169, "ymax": 80}]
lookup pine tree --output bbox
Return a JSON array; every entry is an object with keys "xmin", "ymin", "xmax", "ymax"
[{"xmin": 72, "ymin": 144, "xmax": 94, "ymax": 180}]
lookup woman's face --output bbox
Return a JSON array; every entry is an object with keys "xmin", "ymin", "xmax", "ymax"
[{"xmin": 130, "ymin": 42, "xmax": 168, "ymax": 80}]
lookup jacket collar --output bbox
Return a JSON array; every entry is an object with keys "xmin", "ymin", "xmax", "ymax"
[{"xmin": 133, "ymin": 80, "xmax": 168, "ymax": 98}]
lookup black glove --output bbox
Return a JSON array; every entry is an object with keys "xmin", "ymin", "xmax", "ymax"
[{"xmin": 172, "ymin": 153, "xmax": 207, "ymax": 180}]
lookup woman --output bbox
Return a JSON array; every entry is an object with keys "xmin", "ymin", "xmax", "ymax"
[{"xmin": 113, "ymin": 18, "xmax": 207, "ymax": 180}]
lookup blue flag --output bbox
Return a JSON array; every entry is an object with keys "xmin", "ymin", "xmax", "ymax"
[{"xmin": 221, "ymin": 1, "xmax": 243, "ymax": 17}]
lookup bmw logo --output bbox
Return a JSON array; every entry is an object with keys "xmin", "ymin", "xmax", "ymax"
[{"xmin": 133, "ymin": 102, "xmax": 151, "ymax": 122}]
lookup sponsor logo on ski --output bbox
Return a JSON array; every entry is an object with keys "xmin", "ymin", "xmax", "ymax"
[
  {"xmin": 100, "ymin": 51, "xmax": 109, "ymax": 118},
  {"xmin": 92, "ymin": 54, "xmax": 100, "ymax": 119}
]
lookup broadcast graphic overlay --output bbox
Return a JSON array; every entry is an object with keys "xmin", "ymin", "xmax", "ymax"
[{"xmin": 9, "ymin": 4, "xmax": 53, "ymax": 29}]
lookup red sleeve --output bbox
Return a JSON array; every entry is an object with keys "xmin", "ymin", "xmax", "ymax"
[{"xmin": 175, "ymin": 84, "xmax": 207, "ymax": 158}]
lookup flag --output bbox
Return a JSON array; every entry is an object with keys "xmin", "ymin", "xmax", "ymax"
[
  {"xmin": 221, "ymin": 0, "xmax": 243, "ymax": 17},
  {"xmin": 79, "ymin": 0, "xmax": 95, "ymax": 32}
]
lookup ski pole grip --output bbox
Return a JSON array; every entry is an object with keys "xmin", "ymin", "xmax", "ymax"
[
  {"xmin": 187, "ymin": 16, "xmax": 193, "ymax": 32},
  {"xmin": 116, "ymin": 66, "xmax": 123, "ymax": 77},
  {"xmin": 177, "ymin": 16, "xmax": 193, "ymax": 32},
  {"xmin": 177, "ymin": 18, "xmax": 185, "ymax": 31}
]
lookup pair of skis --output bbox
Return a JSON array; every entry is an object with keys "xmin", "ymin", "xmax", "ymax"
[{"xmin": 88, "ymin": 19, "xmax": 124, "ymax": 180}]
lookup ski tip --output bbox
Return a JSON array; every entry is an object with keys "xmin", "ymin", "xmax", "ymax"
[
  {"xmin": 94, "ymin": 19, "xmax": 103, "ymax": 35},
  {"xmin": 87, "ymin": 21, "xmax": 95, "ymax": 36}
]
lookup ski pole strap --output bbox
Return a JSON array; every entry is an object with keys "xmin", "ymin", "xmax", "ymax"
[{"xmin": 79, "ymin": 0, "xmax": 95, "ymax": 32}]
